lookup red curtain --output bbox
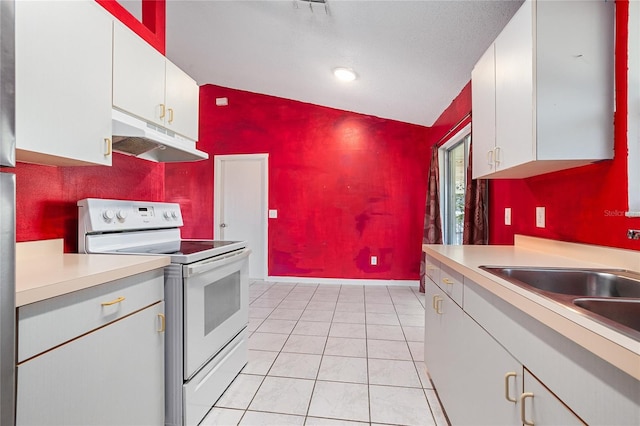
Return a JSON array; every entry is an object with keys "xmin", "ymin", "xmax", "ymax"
[
  {"xmin": 420, "ymin": 146, "xmax": 443, "ymax": 292},
  {"xmin": 463, "ymin": 142, "xmax": 488, "ymax": 245}
]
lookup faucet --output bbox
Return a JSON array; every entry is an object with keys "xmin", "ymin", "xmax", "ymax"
[{"xmin": 628, "ymin": 229, "xmax": 640, "ymax": 240}]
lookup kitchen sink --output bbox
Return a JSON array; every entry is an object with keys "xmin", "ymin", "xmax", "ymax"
[
  {"xmin": 480, "ymin": 266, "xmax": 640, "ymax": 341},
  {"xmin": 480, "ymin": 267, "xmax": 640, "ymax": 297},
  {"xmin": 573, "ymin": 298, "xmax": 640, "ymax": 336}
]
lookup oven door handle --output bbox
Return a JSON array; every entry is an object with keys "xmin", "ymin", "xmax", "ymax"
[{"xmin": 184, "ymin": 248, "xmax": 252, "ymax": 277}]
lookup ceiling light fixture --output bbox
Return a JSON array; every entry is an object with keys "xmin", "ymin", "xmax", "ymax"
[{"xmin": 333, "ymin": 67, "xmax": 357, "ymax": 82}]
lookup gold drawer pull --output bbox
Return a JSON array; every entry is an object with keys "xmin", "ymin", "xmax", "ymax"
[
  {"xmin": 104, "ymin": 138, "xmax": 112, "ymax": 156},
  {"xmin": 159, "ymin": 103, "xmax": 166, "ymax": 120},
  {"xmin": 520, "ymin": 392, "xmax": 535, "ymax": 425},
  {"xmin": 504, "ymin": 372, "xmax": 517, "ymax": 402},
  {"xmin": 168, "ymin": 108, "xmax": 174, "ymax": 124},
  {"xmin": 433, "ymin": 296, "xmax": 443, "ymax": 314},
  {"xmin": 442, "ymin": 278, "xmax": 454, "ymax": 285},
  {"xmin": 101, "ymin": 296, "xmax": 125, "ymax": 307},
  {"xmin": 426, "ymin": 265, "xmax": 437, "ymax": 270},
  {"xmin": 157, "ymin": 313, "xmax": 166, "ymax": 332}
]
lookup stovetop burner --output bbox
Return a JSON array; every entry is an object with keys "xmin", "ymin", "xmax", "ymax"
[{"xmin": 111, "ymin": 240, "xmax": 246, "ymax": 264}]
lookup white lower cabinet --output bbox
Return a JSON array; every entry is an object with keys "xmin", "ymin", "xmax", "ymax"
[
  {"xmin": 424, "ymin": 270, "xmax": 639, "ymax": 425},
  {"xmin": 522, "ymin": 369, "xmax": 583, "ymax": 426},
  {"xmin": 16, "ymin": 271, "xmax": 165, "ymax": 426},
  {"xmin": 426, "ymin": 280, "xmax": 521, "ymax": 425}
]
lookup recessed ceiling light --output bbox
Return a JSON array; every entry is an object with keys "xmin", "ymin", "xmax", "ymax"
[{"xmin": 333, "ymin": 67, "xmax": 357, "ymax": 82}]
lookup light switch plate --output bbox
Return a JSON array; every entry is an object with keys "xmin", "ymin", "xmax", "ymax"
[
  {"xmin": 536, "ymin": 207, "xmax": 545, "ymax": 228},
  {"xmin": 268, "ymin": 209, "xmax": 278, "ymax": 219},
  {"xmin": 371, "ymin": 256, "xmax": 378, "ymax": 265},
  {"xmin": 504, "ymin": 208, "xmax": 512, "ymax": 226}
]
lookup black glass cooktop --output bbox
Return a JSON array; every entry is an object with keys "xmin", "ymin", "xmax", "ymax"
[{"xmin": 115, "ymin": 240, "xmax": 242, "ymax": 256}]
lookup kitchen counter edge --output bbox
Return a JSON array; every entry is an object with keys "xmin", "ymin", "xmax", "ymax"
[
  {"xmin": 16, "ymin": 239, "xmax": 170, "ymax": 307},
  {"xmin": 423, "ymin": 237, "xmax": 640, "ymax": 381}
]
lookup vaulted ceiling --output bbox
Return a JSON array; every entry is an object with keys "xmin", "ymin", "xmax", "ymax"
[{"xmin": 164, "ymin": 0, "xmax": 523, "ymax": 126}]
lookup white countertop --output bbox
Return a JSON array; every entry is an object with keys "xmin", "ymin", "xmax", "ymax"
[
  {"xmin": 423, "ymin": 235, "xmax": 640, "ymax": 381},
  {"xmin": 16, "ymin": 239, "xmax": 170, "ymax": 307}
]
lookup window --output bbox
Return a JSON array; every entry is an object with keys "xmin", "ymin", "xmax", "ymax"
[{"xmin": 440, "ymin": 127, "xmax": 471, "ymax": 245}]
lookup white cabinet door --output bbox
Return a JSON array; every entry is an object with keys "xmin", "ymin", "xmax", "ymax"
[
  {"xmin": 424, "ymin": 282, "xmax": 466, "ymax": 423},
  {"xmin": 471, "ymin": 44, "xmax": 496, "ymax": 179},
  {"xmin": 494, "ymin": 0, "xmax": 534, "ymax": 172},
  {"xmin": 521, "ymin": 369, "xmax": 585, "ymax": 426},
  {"xmin": 113, "ymin": 22, "xmax": 166, "ymax": 127},
  {"xmin": 453, "ymin": 313, "xmax": 522, "ymax": 425},
  {"xmin": 16, "ymin": 302, "xmax": 165, "ymax": 426},
  {"xmin": 165, "ymin": 60, "xmax": 200, "ymax": 140},
  {"xmin": 16, "ymin": 0, "xmax": 113, "ymax": 166}
]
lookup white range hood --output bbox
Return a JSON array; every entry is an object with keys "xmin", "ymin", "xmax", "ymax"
[{"xmin": 111, "ymin": 108, "xmax": 208, "ymax": 163}]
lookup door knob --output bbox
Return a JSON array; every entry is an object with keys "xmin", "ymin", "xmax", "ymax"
[{"xmin": 220, "ymin": 223, "xmax": 227, "ymax": 228}]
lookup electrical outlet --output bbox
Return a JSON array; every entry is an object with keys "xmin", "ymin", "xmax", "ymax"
[
  {"xmin": 536, "ymin": 207, "xmax": 546, "ymax": 228},
  {"xmin": 371, "ymin": 256, "xmax": 378, "ymax": 266},
  {"xmin": 504, "ymin": 208, "xmax": 512, "ymax": 226}
]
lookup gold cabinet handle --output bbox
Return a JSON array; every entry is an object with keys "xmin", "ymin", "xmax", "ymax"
[
  {"xmin": 432, "ymin": 295, "xmax": 440, "ymax": 310},
  {"xmin": 157, "ymin": 313, "xmax": 166, "ymax": 332},
  {"xmin": 504, "ymin": 372, "xmax": 517, "ymax": 402},
  {"xmin": 159, "ymin": 103, "xmax": 166, "ymax": 120},
  {"xmin": 494, "ymin": 146, "xmax": 501, "ymax": 165},
  {"xmin": 434, "ymin": 296, "xmax": 443, "ymax": 314},
  {"xmin": 487, "ymin": 150, "xmax": 494, "ymax": 168},
  {"xmin": 101, "ymin": 296, "xmax": 125, "ymax": 307},
  {"xmin": 168, "ymin": 108, "xmax": 174, "ymax": 124},
  {"xmin": 442, "ymin": 277, "xmax": 454, "ymax": 285},
  {"xmin": 104, "ymin": 138, "xmax": 112, "ymax": 156},
  {"xmin": 426, "ymin": 265, "xmax": 437, "ymax": 270},
  {"xmin": 520, "ymin": 392, "xmax": 535, "ymax": 425}
]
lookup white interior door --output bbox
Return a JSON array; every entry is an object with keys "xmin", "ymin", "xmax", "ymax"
[{"xmin": 214, "ymin": 154, "xmax": 268, "ymax": 279}]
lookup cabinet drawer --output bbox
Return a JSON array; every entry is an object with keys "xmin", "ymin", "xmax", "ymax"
[
  {"xmin": 425, "ymin": 255, "xmax": 440, "ymax": 284},
  {"xmin": 18, "ymin": 269, "xmax": 164, "ymax": 362},
  {"xmin": 438, "ymin": 263, "xmax": 463, "ymax": 307}
]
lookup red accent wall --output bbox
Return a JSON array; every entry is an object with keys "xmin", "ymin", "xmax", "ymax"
[
  {"xmin": 14, "ymin": 154, "xmax": 165, "ymax": 252},
  {"xmin": 165, "ymin": 86, "xmax": 431, "ymax": 279},
  {"xmin": 426, "ymin": 82, "xmax": 471, "ymax": 148}
]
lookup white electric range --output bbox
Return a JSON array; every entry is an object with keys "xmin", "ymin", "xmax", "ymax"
[{"xmin": 78, "ymin": 198, "xmax": 250, "ymax": 426}]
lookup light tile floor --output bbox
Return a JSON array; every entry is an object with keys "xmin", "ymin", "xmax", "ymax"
[{"xmin": 201, "ymin": 281, "xmax": 448, "ymax": 426}]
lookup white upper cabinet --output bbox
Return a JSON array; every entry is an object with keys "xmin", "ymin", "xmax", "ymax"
[
  {"xmin": 165, "ymin": 60, "xmax": 200, "ymax": 141},
  {"xmin": 472, "ymin": 0, "xmax": 614, "ymax": 179},
  {"xmin": 112, "ymin": 22, "xmax": 166, "ymax": 129},
  {"xmin": 113, "ymin": 23, "xmax": 200, "ymax": 141},
  {"xmin": 471, "ymin": 44, "xmax": 496, "ymax": 178},
  {"xmin": 16, "ymin": 0, "xmax": 114, "ymax": 166}
]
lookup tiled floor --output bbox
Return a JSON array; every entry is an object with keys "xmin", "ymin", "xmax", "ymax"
[{"xmin": 200, "ymin": 281, "xmax": 448, "ymax": 426}]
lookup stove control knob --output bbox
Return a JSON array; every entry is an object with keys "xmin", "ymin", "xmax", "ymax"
[
  {"xmin": 171, "ymin": 211, "xmax": 179, "ymax": 219},
  {"xmin": 102, "ymin": 209, "xmax": 115, "ymax": 222},
  {"xmin": 116, "ymin": 210, "xmax": 127, "ymax": 220},
  {"xmin": 163, "ymin": 211, "xmax": 172, "ymax": 220}
]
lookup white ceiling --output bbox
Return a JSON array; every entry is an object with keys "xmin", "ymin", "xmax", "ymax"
[{"xmin": 165, "ymin": 0, "xmax": 523, "ymax": 126}]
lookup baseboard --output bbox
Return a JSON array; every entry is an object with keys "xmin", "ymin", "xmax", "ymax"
[{"xmin": 262, "ymin": 276, "xmax": 419, "ymax": 287}]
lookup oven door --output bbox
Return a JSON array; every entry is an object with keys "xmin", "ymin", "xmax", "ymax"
[{"xmin": 182, "ymin": 248, "xmax": 250, "ymax": 379}]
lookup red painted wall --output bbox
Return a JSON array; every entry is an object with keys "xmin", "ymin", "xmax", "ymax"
[
  {"xmin": 14, "ymin": 154, "xmax": 165, "ymax": 252},
  {"xmin": 165, "ymin": 86, "xmax": 431, "ymax": 279},
  {"xmin": 431, "ymin": 1, "xmax": 639, "ymax": 251}
]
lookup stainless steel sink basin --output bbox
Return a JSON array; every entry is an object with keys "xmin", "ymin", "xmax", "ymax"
[
  {"xmin": 479, "ymin": 266, "xmax": 640, "ymax": 341},
  {"xmin": 480, "ymin": 267, "xmax": 640, "ymax": 297},
  {"xmin": 573, "ymin": 298, "xmax": 640, "ymax": 337}
]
